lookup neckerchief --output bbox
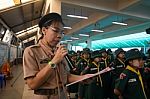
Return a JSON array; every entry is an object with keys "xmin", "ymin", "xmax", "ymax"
[
  {"xmin": 117, "ymin": 58, "xmax": 125, "ymax": 67},
  {"xmin": 102, "ymin": 57, "xmax": 108, "ymax": 67},
  {"xmin": 92, "ymin": 61, "xmax": 103, "ymax": 87},
  {"xmin": 39, "ymin": 40, "xmax": 68, "ymax": 99},
  {"xmin": 83, "ymin": 58, "xmax": 90, "ymax": 65},
  {"xmin": 39, "ymin": 40, "xmax": 55, "ymax": 58},
  {"xmin": 126, "ymin": 65, "xmax": 147, "ymax": 99}
]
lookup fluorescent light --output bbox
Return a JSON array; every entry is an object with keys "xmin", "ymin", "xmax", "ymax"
[
  {"xmin": 71, "ymin": 37, "xmax": 79, "ymax": 40},
  {"xmin": 63, "ymin": 26, "xmax": 72, "ymax": 29},
  {"xmin": 66, "ymin": 40, "xmax": 73, "ymax": 42},
  {"xmin": 16, "ymin": 25, "xmax": 38, "ymax": 35},
  {"xmin": 21, "ymin": 0, "xmax": 32, "ymax": 3},
  {"xmin": 0, "ymin": 0, "xmax": 15, "ymax": 10},
  {"xmin": 112, "ymin": 21, "xmax": 127, "ymax": 26},
  {"xmin": 91, "ymin": 29, "xmax": 104, "ymax": 32},
  {"xmin": 67, "ymin": 15, "xmax": 88, "ymax": 19},
  {"xmin": 79, "ymin": 34, "xmax": 89, "ymax": 37}
]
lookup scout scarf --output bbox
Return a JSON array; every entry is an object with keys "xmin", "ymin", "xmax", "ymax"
[
  {"xmin": 117, "ymin": 58, "xmax": 125, "ymax": 67},
  {"xmin": 83, "ymin": 58, "xmax": 90, "ymax": 65},
  {"xmin": 102, "ymin": 57, "xmax": 108, "ymax": 67},
  {"xmin": 126, "ymin": 65, "xmax": 147, "ymax": 99},
  {"xmin": 39, "ymin": 40, "xmax": 69, "ymax": 99},
  {"xmin": 92, "ymin": 61, "xmax": 103, "ymax": 87}
]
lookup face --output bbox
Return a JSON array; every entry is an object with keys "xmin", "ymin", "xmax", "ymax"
[
  {"xmin": 71, "ymin": 55, "xmax": 77, "ymax": 60},
  {"xmin": 42, "ymin": 21, "xmax": 64, "ymax": 47},
  {"xmin": 118, "ymin": 52, "xmax": 125, "ymax": 59},
  {"xmin": 102, "ymin": 52, "xmax": 107, "ymax": 58},
  {"xmin": 129, "ymin": 58, "xmax": 144, "ymax": 68},
  {"xmin": 94, "ymin": 57, "xmax": 100, "ymax": 62},
  {"xmin": 83, "ymin": 53, "xmax": 90, "ymax": 59}
]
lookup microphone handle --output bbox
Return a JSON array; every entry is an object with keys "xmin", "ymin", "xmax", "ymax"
[{"xmin": 65, "ymin": 54, "xmax": 75, "ymax": 69}]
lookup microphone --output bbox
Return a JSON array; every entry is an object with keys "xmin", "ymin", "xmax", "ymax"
[
  {"xmin": 59, "ymin": 42, "xmax": 75, "ymax": 70},
  {"xmin": 65, "ymin": 54, "xmax": 75, "ymax": 70}
]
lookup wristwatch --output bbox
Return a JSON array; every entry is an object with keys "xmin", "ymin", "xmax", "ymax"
[{"xmin": 48, "ymin": 61, "xmax": 56, "ymax": 69}]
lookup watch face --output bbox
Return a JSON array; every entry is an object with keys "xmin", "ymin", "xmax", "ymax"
[{"xmin": 51, "ymin": 63, "xmax": 56, "ymax": 68}]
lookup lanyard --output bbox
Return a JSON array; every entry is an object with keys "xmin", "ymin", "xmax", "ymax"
[
  {"xmin": 92, "ymin": 61, "xmax": 103, "ymax": 87},
  {"xmin": 126, "ymin": 66, "xmax": 147, "ymax": 99}
]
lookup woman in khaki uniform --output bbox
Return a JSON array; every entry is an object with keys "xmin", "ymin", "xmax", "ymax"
[{"xmin": 23, "ymin": 13, "xmax": 92, "ymax": 99}]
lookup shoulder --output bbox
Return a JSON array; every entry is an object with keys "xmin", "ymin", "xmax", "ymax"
[
  {"xmin": 24, "ymin": 44, "xmax": 41, "ymax": 55},
  {"xmin": 24, "ymin": 44, "xmax": 40, "ymax": 51}
]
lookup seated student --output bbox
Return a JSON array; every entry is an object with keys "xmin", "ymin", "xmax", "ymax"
[{"xmin": 114, "ymin": 49, "xmax": 148, "ymax": 99}]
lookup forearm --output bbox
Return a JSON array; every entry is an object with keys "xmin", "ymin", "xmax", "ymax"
[{"xmin": 26, "ymin": 64, "xmax": 53, "ymax": 90}]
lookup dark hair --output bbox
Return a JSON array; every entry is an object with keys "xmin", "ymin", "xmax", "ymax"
[{"xmin": 38, "ymin": 13, "xmax": 64, "ymax": 29}]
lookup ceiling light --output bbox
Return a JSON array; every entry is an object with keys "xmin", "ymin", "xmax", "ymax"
[
  {"xmin": 66, "ymin": 40, "xmax": 73, "ymax": 42},
  {"xmin": 71, "ymin": 37, "xmax": 79, "ymax": 40},
  {"xmin": 112, "ymin": 21, "xmax": 127, "ymax": 26},
  {"xmin": 0, "ymin": 0, "xmax": 15, "ymax": 10},
  {"xmin": 63, "ymin": 26, "xmax": 72, "ymax": 29},
  {"xmin": 16, "ymin": 25, "xmax": 38, "ymax": 35},
  {"xmin": 67, "ymin": 15, "xmax": 88, "ymax": 19},
  {"xmin": 79, "ymin": 34, "xmax": 89, "ymax": 37},
  {"xmin": 91, "ymin": 29, "xmax": 104, "ymax": 32}
]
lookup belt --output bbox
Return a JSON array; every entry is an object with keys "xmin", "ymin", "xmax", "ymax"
[{"xmin": 34, "ymin": 87, "xmax": 63, "ymax": 95}]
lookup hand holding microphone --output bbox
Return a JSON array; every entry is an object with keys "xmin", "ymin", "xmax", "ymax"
[{"xmin": 51, "ymin": 44, "xmax": 68, "ymax": 64}]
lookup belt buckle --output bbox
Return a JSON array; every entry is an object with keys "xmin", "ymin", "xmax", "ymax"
[{"xmin": 53, "ymin": 88, "xmax": 58, "ymax": 95}]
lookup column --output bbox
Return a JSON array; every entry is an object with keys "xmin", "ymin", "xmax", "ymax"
[
  {"xmin": 86, "ymin": 38, "xmax": 92, "ymax": 49},
  {"xmin": 50, "ymin": 0, "xmax": 61, "ymax": 14}
]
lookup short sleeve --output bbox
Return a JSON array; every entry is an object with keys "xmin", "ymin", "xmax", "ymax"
[{"xmin": 23, "ymin": 47, "xmax": 39, "ymax": 79}]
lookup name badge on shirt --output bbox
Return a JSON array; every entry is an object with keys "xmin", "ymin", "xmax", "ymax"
[
  {"xmin": 128, "ymin": 78, "xmax": 136, "ymax": 82},
  {"xmin": 90, "ymin": 68, "xmax": 98, "ymax": 71},
  {"xmin": 100, "ymin": 62, "xmax": 104, "ymax": 64},
  {"xmin": 116, "ymin": 65, "xmax": 123, "ymax": 68},
  {"xmin": 40, "ymin": 57, "xmax": 50, "ymax": 64}
]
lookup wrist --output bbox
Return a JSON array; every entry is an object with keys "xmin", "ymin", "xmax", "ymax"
[{"xmin": 48, "ymin": 61, "xmax": 57, "ymax": 69}]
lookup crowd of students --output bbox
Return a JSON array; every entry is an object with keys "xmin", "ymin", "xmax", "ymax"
[{"xmin": 67, "ymin": 48, "xmax": 150, "ymax": 99}]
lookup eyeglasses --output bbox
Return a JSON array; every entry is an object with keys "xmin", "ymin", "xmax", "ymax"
[{"xmin": 49, "ymin": 26, "xmax": 64, "ymax": 35}]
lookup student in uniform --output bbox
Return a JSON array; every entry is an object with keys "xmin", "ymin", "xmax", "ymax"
[
  {"xmin": 99, "ymin": 48, "xmax": 112, "ymax": 98},
  {"xmin": 23, "ymin": 13, "xmax": 93, "ymax": 99},
  {"xmin": 76, "ymin": 48, "xmax": 91, "ymax": 99},
  {"xmin": 114, "ymin": 49, "xmax": 148, "ymax": 99},
  {"xmin": 67, "ymin": 50, "xmax": 78, "ymax": 98},
  {"xmin": 82, "ymin": 50, "xmax": 104, "ymax": 99},
  {"xmin": 111, "ymin": 48, "xmax": 126, "ymax": 99}
]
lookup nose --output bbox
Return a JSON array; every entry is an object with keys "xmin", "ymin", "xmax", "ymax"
[{"xmin": 57, "ymin": 33, "xmax": 63, "ymax": 39}]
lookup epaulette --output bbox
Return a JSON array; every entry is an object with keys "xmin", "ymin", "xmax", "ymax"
[{"xmin": 29, "ymin": 44, "xmax": 41, "ymax": 48}]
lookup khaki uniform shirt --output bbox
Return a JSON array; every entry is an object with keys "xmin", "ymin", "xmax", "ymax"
[{"xmin": 23, "ymin": 40, "xmax": 70, "ymax": 99}]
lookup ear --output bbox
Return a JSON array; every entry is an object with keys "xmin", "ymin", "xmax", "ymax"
[
  {"xmin": 128, "ymin": 60, "xmax": 132, "ymax": 65},
  {"xmin": 41, "ymin": 27, "xmax": 47, "ymax": 34}
]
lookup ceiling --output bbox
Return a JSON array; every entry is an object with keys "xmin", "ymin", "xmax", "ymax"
[{"xmin": 0, "ymin": 0, "xmax": 150, "ymax": 48}]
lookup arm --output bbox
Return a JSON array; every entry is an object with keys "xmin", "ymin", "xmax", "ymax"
[{"xmin": 24, "ymin": 45, "xmax": 67, "ymax": 90}]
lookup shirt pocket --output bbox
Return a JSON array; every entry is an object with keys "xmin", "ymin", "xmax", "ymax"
[{"xmin": 39, "ymin": 57, "xmax": 51, "ymax": 69}]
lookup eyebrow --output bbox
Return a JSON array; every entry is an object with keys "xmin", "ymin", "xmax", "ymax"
[{"xmin": 53, "ymin": 26, "xmax": 64, "ymax": 31}]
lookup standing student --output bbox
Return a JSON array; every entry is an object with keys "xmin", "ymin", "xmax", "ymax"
[
  {"xmin": 114, "ymin": 49, "xmax": 148, "ymax": 99},
  {"xmin": 82, "ymin": 50, "xmax": 104, "ymax": 99}
]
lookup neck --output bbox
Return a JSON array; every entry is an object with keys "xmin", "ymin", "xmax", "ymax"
[
  {"xmin": 42, "ymin": 39, "xmax": 55, "ymax": 48},
  {"xmin": 130, "ymin": 65, "xmax": 139, "ymax": 71},
  {"xmin": 118, "ymin": 57, "xmax": 124, "ymax": 61}
]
